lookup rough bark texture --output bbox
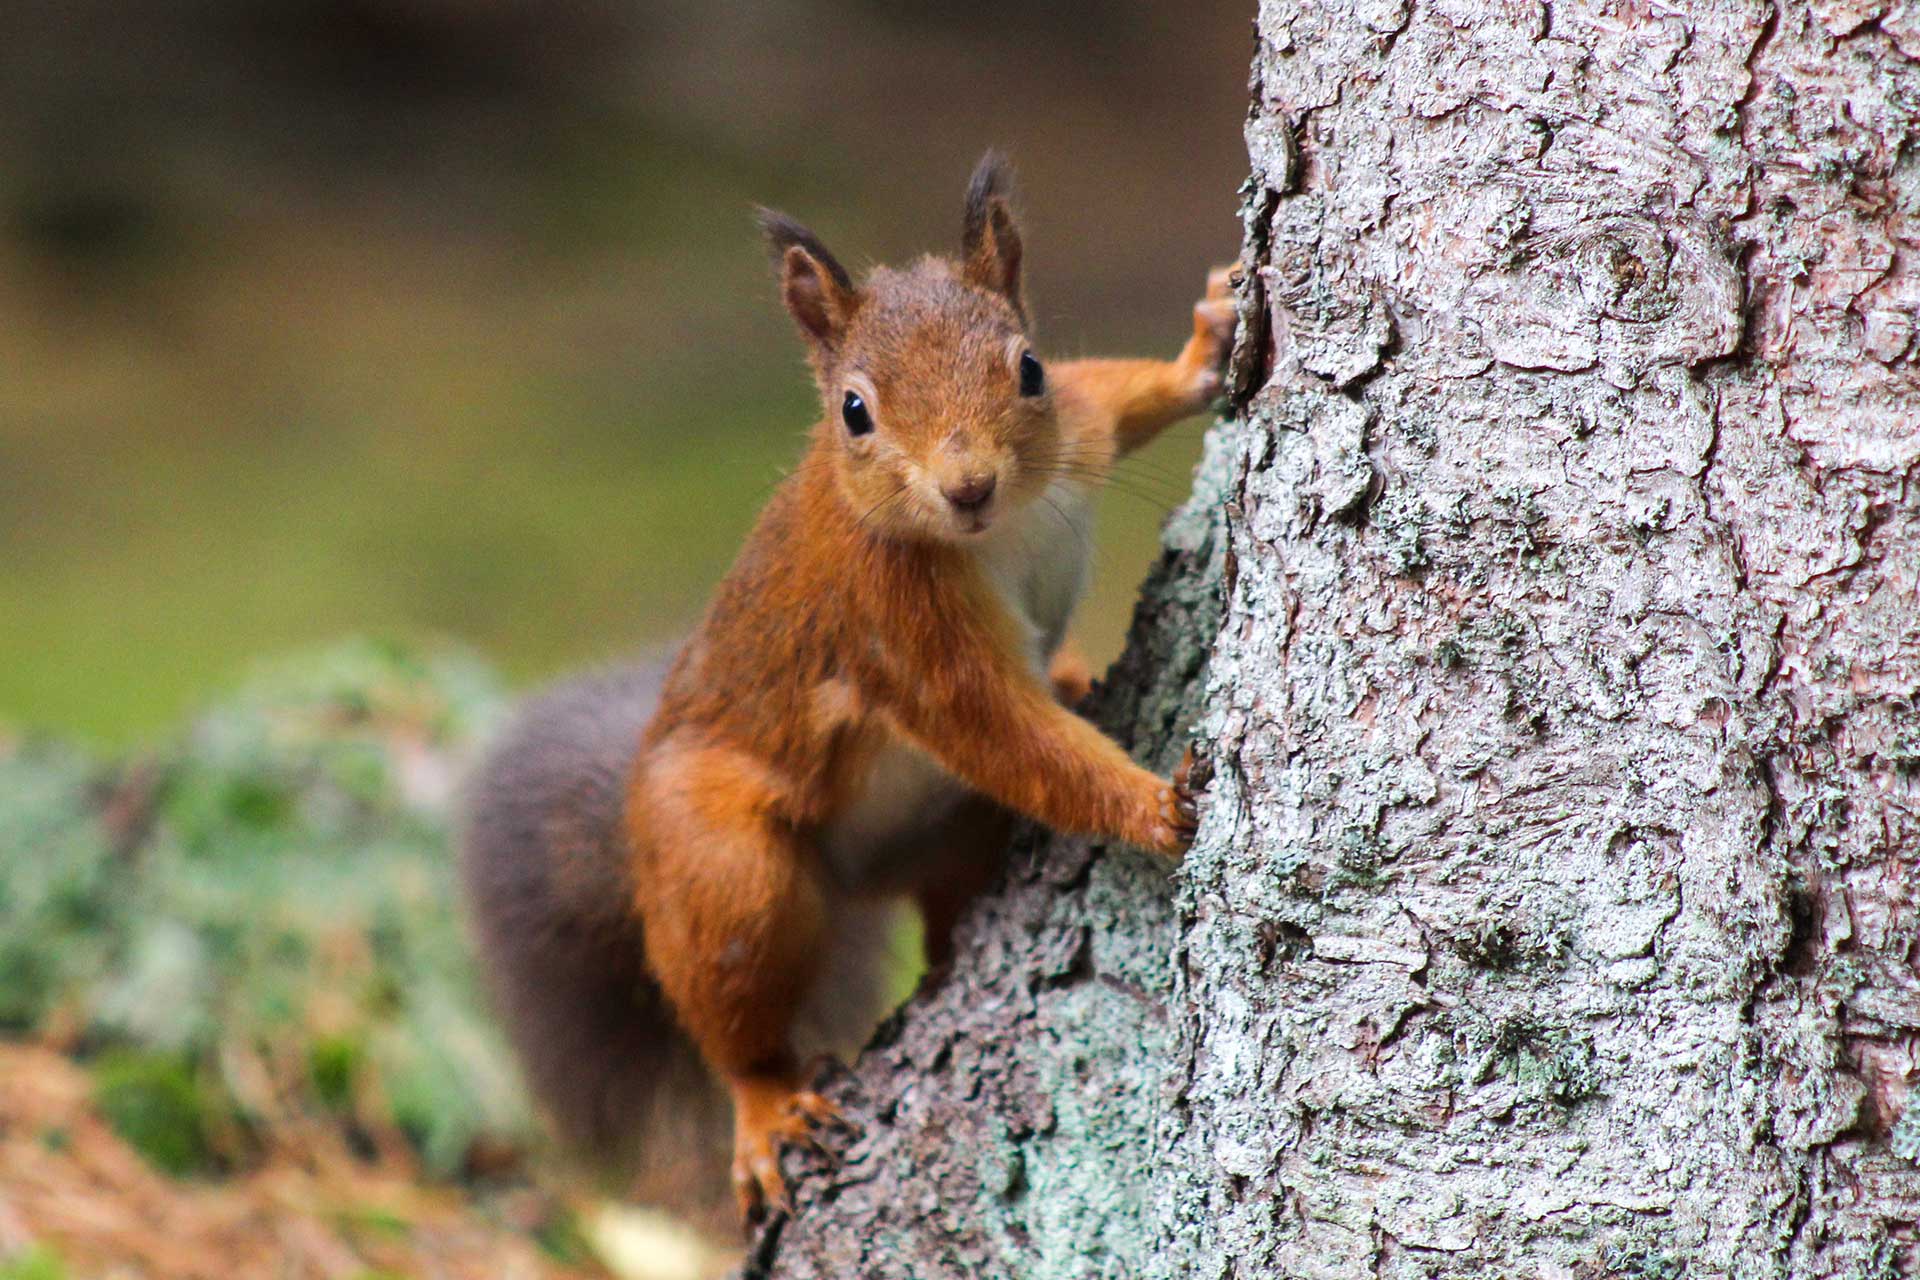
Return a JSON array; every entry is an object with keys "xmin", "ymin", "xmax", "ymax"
[{"xmin": 750, "ymin": 2, "xmax": 1920, "ymax": 1275}]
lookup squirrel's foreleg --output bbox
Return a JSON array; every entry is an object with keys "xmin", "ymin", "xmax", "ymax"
[
  {"xmin": 1051, "ymin": 265, "xmax": 1237, "ymax": 456},
  {"xmin": 877, "ymin": 579, "xmax": 1196, "ymax": 859}
]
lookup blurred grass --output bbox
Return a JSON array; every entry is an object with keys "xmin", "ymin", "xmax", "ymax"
[{"xmin": 0, "ymin": 194, "xmax": 817, "ymax": 742}]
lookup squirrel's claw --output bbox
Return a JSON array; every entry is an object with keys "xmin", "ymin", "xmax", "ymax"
[
  {"xmin": 1183, "ymin": 266, "xmax": 1239, "ymax": 406},
  {"xmin": 797, "ymin": 1055, "xmax": 864, "ymax": 1137},
  {"xmin": 734, "ymin": 1147, "xmax": 789, "ymax": 1226},
  {"xmin": 791, "ymin": 1085, "xmax": 861, "ymax": 1140},
  {"xmin": 1205, "ymin": 264, "xmax": 1237, "ymax": 303},
  {"xmin": 1168, "ymin": 746, "xmax": 1204, "ymax": 849},
  {"xmin": 1172, "ymin": 744, "xmax": 1203, "ymax": 826},
  {"xmin": 1140, "ymin": 746, "xmax": 1203, "ymax": 860},
  {"xmin": 1193, "ymin": 274, "xmax": 1236, "ymax": 350},
  {"xmin": 731, "ymin": 1084, "xmax": 856, "ymax": 1228}
]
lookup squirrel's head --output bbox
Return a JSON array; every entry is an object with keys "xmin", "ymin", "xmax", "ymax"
[{"xmin": 759, "ymin": 152, "xmax": 1060, "ymax": 543}]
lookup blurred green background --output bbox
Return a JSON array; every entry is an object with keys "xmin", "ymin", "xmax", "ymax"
[{"xmin": 0, "ymin": 0, "xmax": 1254, "ymax": 745}]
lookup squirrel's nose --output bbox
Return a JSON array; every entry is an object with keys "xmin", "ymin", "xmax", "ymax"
[{"xmin": 942, "ymin": 473, "xmax": 997, "ymax": 513}]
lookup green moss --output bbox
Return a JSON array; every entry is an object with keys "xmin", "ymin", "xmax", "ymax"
[
  {"xmin": 0, "ymin": 742, "xmax": 125, "ymax": 1031},
  {"xmin": 90, "ymin": 1050, "xmax": 225, "ymax": 1177},
  {"xmin": 334, "ymin": 1204, "xmax": 410, "ymax": 1242},
  {"xmin": 1513, "ymin": 1036, "xmax": 1600, "ymax": 1105},
  {"xmin": 1336, "ymin": 824, "xmax": 1386, "ymax": 874},
  {"xmin": 1371, "ymin": 489, "xmax": 1431, "ymax": 573},
  {"xmin": 1, "ymin": 641, "xmax": 536, "ymax": 1179},
  {"xmin": 1399, "ymin": 413, "xmax": 1439, "ymax": 455},
  {"xmin": 0, "ymin": 1247, "xmax": 68, "ymax": 1280},
  {"xmin": 1447, "ymin": 1010, "xmax": 1601, "ymax": 1106},
  {"xmin": 1489, "ymin": 484, "xmax": 1549, "ymax": 564},
  {"xmin": 531, "ymin": 1208, "xmax": 599, "ymax": 1268},
  {"xmin": 1853, "ymin": 1236, "xmax": 1903, "ymax": 1280},
  {"xmin": 1449, "ymin": 917, "xmax": 1568, "ymax": 971},
  {"xmin": 1451, "ymin": 921, "xmax": 1524, "ymax": 968},
  {"xmin": 1602, "ymin": 1241, "xmax": 1686, "ymax": 1279},
  {"xmin": 1467, "ymin": 610, "xmax": 1528, "ymax": 655},
  {"xmin": 309, "ymin": 1034, "xmax": 366, "ymax": 1111},
  {"xmin": 1888, "ymin": 1098, "xmax": 1920, "ymax": 1162}
]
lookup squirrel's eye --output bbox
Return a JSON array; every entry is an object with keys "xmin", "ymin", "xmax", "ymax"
[
  {"xmin": 842, "ymin": 390, "xmax": 874, "ymax": 437},
  {"xmin": 1018, "ymin": 350, "xmax": 1045, "ymax": 397}
]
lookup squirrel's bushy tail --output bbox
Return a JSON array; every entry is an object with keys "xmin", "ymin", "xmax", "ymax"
[
  {"xmin": 458, "ymin": 662, "xmax": 891, "ymax": 1218},
  {"xmin": 459, "ymin": 664, "xmax": 727, "ymax": 1203}
]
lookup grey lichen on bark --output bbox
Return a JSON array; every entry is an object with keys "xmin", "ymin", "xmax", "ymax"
[{"xmin": 753, "ymin": 1, "xmax": 1920, "ymax": 1276}]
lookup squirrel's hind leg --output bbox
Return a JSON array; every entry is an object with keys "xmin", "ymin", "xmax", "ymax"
[
  {"xmin": 910, "ymin": 796, "xmax": 1016, "ymax": 972},
  {"xmin": 630, "ymin": 748, "xmax": 848, "ymax": 1223}
]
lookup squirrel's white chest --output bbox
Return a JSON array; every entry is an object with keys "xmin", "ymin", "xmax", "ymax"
[
  {"xmin": 973, "ymin": 481, "xmax": 1095, "ymax": 672},
  {"xmin": 819, "ymin": 483, "xmax": 1095, "ymax": 887}
]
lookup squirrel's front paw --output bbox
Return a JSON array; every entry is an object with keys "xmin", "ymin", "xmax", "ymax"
[
  {"xmin": 1136, "ymin": 747, "xmax": 1202, "ymax": 859},
  {"xmin": 1181, "ymin": 266, "xmax": 1239, "ymax": 404}
]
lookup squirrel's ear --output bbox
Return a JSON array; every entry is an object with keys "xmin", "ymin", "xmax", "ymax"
[
  {"xmin": 758, "ymin": 208, "xmax": 857, "ymax": 350},
  {"xmin": 961, "ymin": 150, "xmax": 1024, "ymax": 320}
]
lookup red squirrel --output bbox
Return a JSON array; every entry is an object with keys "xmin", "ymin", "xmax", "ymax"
[{"xmin": 461, "ymin": 152, "xmax": 1234, "ymax": 1224}]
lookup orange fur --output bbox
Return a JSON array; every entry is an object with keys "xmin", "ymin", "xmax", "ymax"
[
  {"xmin": 1047, "ymin": 637, "xmax": 1095, "ymax": 706},
  {"xmin": 621, "ymin": 156, "xmax": 1230, "ymax": 1221}
]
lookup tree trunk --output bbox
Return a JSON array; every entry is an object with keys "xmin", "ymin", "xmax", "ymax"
[{"xmin": 750, "ymin": 1, "xmax": 1920, "ymax": 1275}]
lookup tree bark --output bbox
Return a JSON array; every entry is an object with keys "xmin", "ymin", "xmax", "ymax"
[{"xmin": 751, "ymin": 2, "xmax": 1920, "ymax": 1275}]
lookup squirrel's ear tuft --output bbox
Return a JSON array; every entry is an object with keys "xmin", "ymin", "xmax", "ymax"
[
  {"xmin": 961, "ymin": 150, "xmax": 1024, "ymax": 320},
  {"xmin": 757, "ymin": 207, "xmax": 857, "ymax": 351},
  {"xmin": 961, "ymin": 150, "xmax": 1015, "ymax": 251}
]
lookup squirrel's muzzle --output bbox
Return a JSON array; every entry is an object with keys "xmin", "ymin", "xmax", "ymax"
[{"xmin": 941, "ymin": 472, "xmax": 997, "ymax": 513}]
